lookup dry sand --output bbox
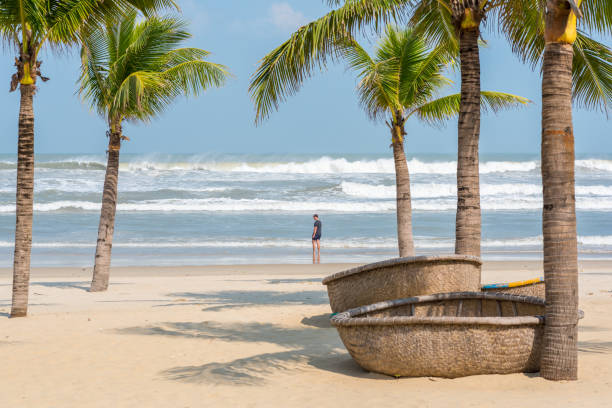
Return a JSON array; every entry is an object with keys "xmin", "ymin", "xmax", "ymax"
[{"xmin": 0, "ymin": 261, "xmax": 611, "ymax": 407}]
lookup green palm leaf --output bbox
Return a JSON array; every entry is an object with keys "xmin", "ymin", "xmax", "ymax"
[
  {"xmin": 79, "ymin": 13, "xmax": 229, "ymax": 125},
  {"xmin": 249, "ymin": 0, "xmax": 414, "ymax": 123},
  {"xmin": 411, "ymin": 91, "xmax": 530, "ymax": 125},
  {"xmin": 573, "ymin": 33, "xmax": 612, "ymax": 113},
  {"xmin": 493, "ymin": 0, "xmax": 612, "ymax": 112}
]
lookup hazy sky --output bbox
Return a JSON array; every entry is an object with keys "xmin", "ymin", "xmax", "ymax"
[{"xmin": 0, "ymin": 0, "xmax": 609, "ymax": 156}]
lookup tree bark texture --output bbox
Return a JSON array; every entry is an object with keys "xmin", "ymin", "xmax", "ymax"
[
  {"xmin": 391, "ymin": 124, "xmax": 415, "ymax": 257},
  {"xmin": 540, "ymin": 38, "xmax": 579, "ymax": 381},
  {"xmin": 11, "ymin": 84, "xmax": 36, "ymax": 317},
  {"xmin": 90, "ymin": 130, "xmax": 122, "ymax": 292},
  {"xmin": 455, "ymin": 27, "xmax": 482, "ymax": 258}
]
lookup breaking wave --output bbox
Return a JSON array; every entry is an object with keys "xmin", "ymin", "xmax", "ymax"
[
  {"xmin": 1, "ymin": 235, "xmax": 610, "ymax": 249},
  {"xmin": 2, "ymin": 195, "xmax": 612, "ymax": 213},
  {"xmin": 341, "ymin": 181, "xmax": 612, "ymax": 199}
]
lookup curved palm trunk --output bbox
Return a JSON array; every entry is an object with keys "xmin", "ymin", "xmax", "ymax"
[
  {"xmin": 540, "ymin": 0, "xmax": 580, "ymax": 381},
  {"xmin": 10, "ymin": 84, "xmax": 35, "ymax": 318},
  {"xmin": 391, "ymin": 121, "xmax": 415, "ymax": 257},
  {"xmin": 455, "ymin": 27, "xmax": 482, "ymax": 258},
  {"xmin": 90, "ymin": 129, "xmax": 122, "ymax": 292}
]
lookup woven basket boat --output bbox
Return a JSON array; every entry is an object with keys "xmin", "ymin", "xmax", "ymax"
[
  {"xmin": 322, "ymin": 255, "xmax": 482, "ymax": 313},
  {"xmin": 331, "ymin": 292, "xmax": 574, "ymax": 378},
  {"xmin": 482, "ymin": 278, "xmax": 545, "ymax": 298}
]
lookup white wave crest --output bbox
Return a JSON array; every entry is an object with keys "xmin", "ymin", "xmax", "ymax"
[
  {"xmin": 578, "ymin": 235, "xmax": 612, "ymax": 246},
  {"xmin": 341, "ymin": 182, "xmax": 396, "ymax": 198},
  {"xmin": 0, "ymin": 238, "xmax": 398, "ymax": 249},
  {"xmin": 0, "ymin": 199, "xmax": 396, "ymax": 213},
  {"xmin": 577, "ymin": 185, "xmax": 612, "ymax": 196},
  {"xmin": 342, "ymin": 182, "xmax": 612, "ymax": 200},
  {"xmin": 2, "ymin": 195, "xmax": 611, "ymax": 213},
  {"xmin": 576, "ymin": 159, "xmax": 612, "ymax": 173},
  {"xmin": 117, "ymin": 157, "xmax": 542, "ymax": 175},
  {"xmin": 1, "ymin": 235, "xmax": 610, "ymax": 250}
]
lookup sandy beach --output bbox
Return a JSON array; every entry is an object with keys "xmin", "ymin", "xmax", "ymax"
[{"xmin": 1, "ymin": 260, "xmax": 611, "ymax": 407}]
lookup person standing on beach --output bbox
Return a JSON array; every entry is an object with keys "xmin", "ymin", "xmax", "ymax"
[{"xmin": 312, "ymin": 214, "xmax": 322, "ymax": 263}]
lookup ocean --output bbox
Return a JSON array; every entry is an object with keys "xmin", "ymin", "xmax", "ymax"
[{"xmin": 0, "ymin": 153, "xmax": 611, "ymax": 267}]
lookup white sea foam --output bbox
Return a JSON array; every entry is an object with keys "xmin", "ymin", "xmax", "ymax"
[
  {"xmin": 341, "ymin": 182, "xmax": 396, "ymax": 198},
  {"xmin": 2, "ymin": 235, "xmax": 610, "ymax": 249},
  {"xmin": 0, "ymin": 238, "xmax": 398, "ymax": 249},
  {"xmin": 0, "ymin": 199, "xmax": 397, "ymax": 213},
  {"xmin": 3, "ymin": 156, "xmax": 610, "ymax": 176},
  {"xmin": 576, "ymin": 159, "xmax": 612, "ymax": 173},
  {"xmin": 115, "ymin": 157, "xmax": 544, "ymax": 175},
  {"xmin": 341, "ymin": 181, "xmax": 612, "ymax": 200},
  {"xmin": 578, "ymin": 235, "xmax": 612, "ymax": 246},
  {"xmin": 2, "ymin": 155, "xmax": 611, "ymax": 174},
  {"xmin": 483, "ymin": 235, "xmax": 612, "ymax": 248},
  {"xmin": 2, "ymin": 194, "xmax": 612, "ymax": 213}
]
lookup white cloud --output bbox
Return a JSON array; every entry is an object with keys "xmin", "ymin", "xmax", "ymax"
[{"xmin": 268, "ymin": 3, "xmax": 308, "ymax": 31}]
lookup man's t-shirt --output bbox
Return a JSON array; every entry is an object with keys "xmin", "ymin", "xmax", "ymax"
[{"xmin": 313, "ymin": 220, "xmax": 322, "ymax": 238}]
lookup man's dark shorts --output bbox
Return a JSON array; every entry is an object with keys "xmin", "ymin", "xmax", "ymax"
[{"xmin": 312, "ymin": 235, "xmax": 321, "ymax": 241}]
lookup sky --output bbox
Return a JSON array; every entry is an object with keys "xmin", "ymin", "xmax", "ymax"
[{"xmin": 0, "ymin": 0, "xmax": 609, "ymax": 156}]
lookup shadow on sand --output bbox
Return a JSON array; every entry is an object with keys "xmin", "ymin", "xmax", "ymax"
[
  {"xmin": 118, "ymin": 315, "xmax": 388, "ymax": 385},
  {"xmin": 578, "ymin": 340, "xmax": 612, "ymax": 354},
  {"xmin": 29, "ymin": 281, "xmax": 132, "ymax": 292},
  {"xmin": 30, "ymin": 281, "xmax": 92, "ymax": 291},
  {"xmin": 158, "ymin": 290, "xmax": 329, "ymax": 312}
]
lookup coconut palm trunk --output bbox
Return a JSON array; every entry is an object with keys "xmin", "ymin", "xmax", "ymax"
[
  {"xmin": 10, "ymin": 83, "xmax": 36, "ymax": 317},
  {"xmin": 452, "ymin": 4, "xmax": 483, "ymax": 258},
  {"xmin": 80, "ymin": 14, "xmax": 228, "ymax": 292},
  {"xmin": 391, "ymin": 115, "xmax": 415, "ymax": 257},
  {"xmin": 540, "ymin": 0, "xmax": 580, "ymax": 381},
  {"xmin": 90, "ymin": 125, "xmax": 122, "ymax": 292}
]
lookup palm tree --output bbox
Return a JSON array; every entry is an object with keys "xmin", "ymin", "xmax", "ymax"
[
  {"xmin": 539, "ymin": 0, "xmax": 581, "ymax": 382},
  {"xmin": 79, "ymin": 13, "xmax": 229, "ymax": 292},
  {"xmin": 249, "ymin": 0, "xmax": 611, "ymax": 260},
  {"xmin": 497, "ymin": 0, "xmax": 611, "ymax": 381},
  {"xmin": 254, "ymin": 25, "xmax": 528, "ymax": 256},
  {"xmin": 405, "ymin": 0, "xmax": 489, "ymax": 257},
  {"xmin": 1, "ymin": 0, "xmax": 177, "ymax": 318}
]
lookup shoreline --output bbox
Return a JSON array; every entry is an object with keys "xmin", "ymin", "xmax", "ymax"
[{"xmin": 1, "ymin": 259, "xmax": 611, "ymax": 278}]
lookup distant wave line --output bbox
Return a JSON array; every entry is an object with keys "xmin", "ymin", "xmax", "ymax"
[
  {"xmin": 2, "ymin": 156, "xmax": 610, "ymax": 174},
  {"xmin": 1, "ymin": 235, "xmax": 611, "ymax": 249},
  {"xmin": 1, "ymin": 196, "xmax": 612, "ymax": 213},
  {"xmin": 1, "ymin": 182, "xmax": 611, "ymax": 198},
  {"xmin": 340, "ymin": 181, "xmax": 612, "ymax": 199}
]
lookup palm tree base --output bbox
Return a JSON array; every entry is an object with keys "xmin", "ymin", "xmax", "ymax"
[
  {"xmin": 89, "ymin": 281, "xmax": 109, "ymax": 292},
  {"xmin": 541, "ymin": 323, "xmax": 578, "ymax": 381}
]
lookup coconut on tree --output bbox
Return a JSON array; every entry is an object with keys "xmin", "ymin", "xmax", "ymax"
[
  {"xmin": 252, "ymin": 25, "xmax": 528, "ymax": 256},
  {"xmin": 78, "ymin": 12, "xmax": 229, "ymax": 292},
  {"xmin": 2, "ymin": 0, "xmax": 177, "ymax": 318}
]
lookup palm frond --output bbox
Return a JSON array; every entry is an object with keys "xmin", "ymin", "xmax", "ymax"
[
  {"xmin": 79, "ymin": 13, "xmax": 229, "ymax": 125},
  {"xmin": 409, "ymin": 0, "xmax": 458, "ymax": 58},
  {"xmin": 411, "ymin": 91, "xmax": 530, "ymax": 125},
  {"xmin": 494, "ymin": 0, "xmax": 544, "ymax": 68},
  {"xmin": 398, "ymin": 40, "xmax": 451, "ymax": 108},
  {"xmin": 573, "ymin": 33, "xmax": 612, "ymax": 113},
  {"xmin": 161, "ymin": 60, "xmax": 229, "ymax": 97},
  {"xmin": 495, "ymin": 1, "xmax": 612, "ymax": 112},
  {"xmin": 249, "ymin": 0, "xmax": 413, "ymax": 123},
  {"xmin": 581, "ymin": 0, "xmax": 612, "ymax": 36}
]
